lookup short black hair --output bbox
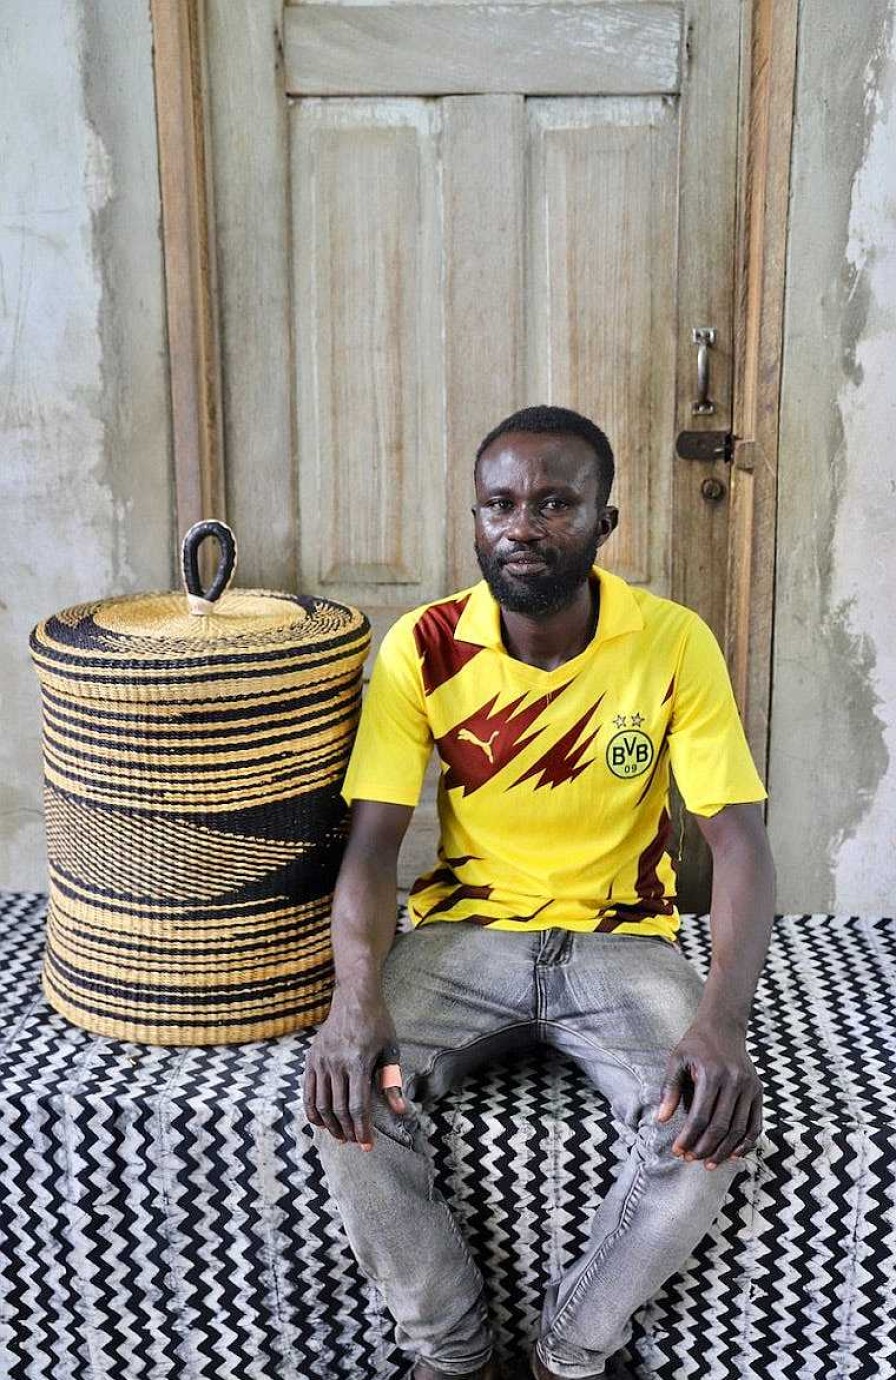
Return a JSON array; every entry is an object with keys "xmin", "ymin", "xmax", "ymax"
[{"xmin": 475, "ymin": 404, "xmax": 615, "ymax": 504}]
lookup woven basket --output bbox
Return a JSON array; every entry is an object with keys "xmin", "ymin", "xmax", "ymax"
[{"xmin": 29, "ymin": 520, "xmax": 370, "ymax": 1046}]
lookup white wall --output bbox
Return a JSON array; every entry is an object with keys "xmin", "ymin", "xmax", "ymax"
[
  {"xmin": 2, "ymin": 0, "xmax": 895, "ymax": 913},
  {"xmin": 0, "ymin": 1, "xmax": 173, "ymax": 889},
  {"xmin": 768, "ymin": 0, "xmax": 896, "ymax": 912}
]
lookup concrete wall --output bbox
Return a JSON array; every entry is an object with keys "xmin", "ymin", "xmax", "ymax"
[
  {"xmin": 0, "ymin": 1, "xmax": 173, "ymax": 890},
  {"xmin": 2, "ymin": 0, "xmax": 894, "ymax": 913},
  {"xmin": 768, "ymin": 0, "xmax": 896, "ymax": 912}
]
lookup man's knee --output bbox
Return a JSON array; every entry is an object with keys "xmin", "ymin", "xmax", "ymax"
[{"xmin": 309, "ymin": 1092, "xmax": 420, "ymax": 1166}]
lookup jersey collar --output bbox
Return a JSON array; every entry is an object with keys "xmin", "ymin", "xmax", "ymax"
[{"xmin": 454, "ymin": 567, "xmax": 644, "ymax": 651}]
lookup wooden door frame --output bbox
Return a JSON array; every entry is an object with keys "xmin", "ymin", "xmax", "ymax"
[
  {"xmin": 727, "ymin": 0, "xmax": 799, "ymax": 786},
  {"xmin": 150, "ymin": 0, "xmax": 225, "ymax": 566},
  {"xmin": 150, "ymin": 0, "xmax": 797, "ymax": 783}
]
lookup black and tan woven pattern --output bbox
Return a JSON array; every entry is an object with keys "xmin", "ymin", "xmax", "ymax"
[
  {"xmin": 0, "ymin": 894, "xmax": 893, "ymax": 1380},
  {"xmin": 29, "ymin": 539, "xmax": 370, "ymax": 1046}
]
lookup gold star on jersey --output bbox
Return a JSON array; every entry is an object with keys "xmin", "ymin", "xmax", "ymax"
[{"xmin": 342, "ymin": 569, "xmax": 766, "ymax": 941}]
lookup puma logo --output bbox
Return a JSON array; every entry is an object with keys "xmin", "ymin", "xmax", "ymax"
[{"xmin": 457, "ymin": 728, "xmax": 500, "ymax": 763}]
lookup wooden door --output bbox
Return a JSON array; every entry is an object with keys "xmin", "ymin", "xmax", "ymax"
[{"xmin": 205, "ymin": 0, "xmax": 743, "ymax": 903}]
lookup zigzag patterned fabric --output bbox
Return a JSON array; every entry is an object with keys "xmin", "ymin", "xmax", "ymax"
[
  {"xmin": 0, "ymin": 891, "xmax": 893, "ymax": 1379},
  {"xmin": 29, "ymin": 588, "xmax": 370, "ymax": 1044}
]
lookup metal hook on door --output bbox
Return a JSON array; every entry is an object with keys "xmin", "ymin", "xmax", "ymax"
[{"xmin": 692, "ymin": 327, "xmax": 716, "ymax": 414}]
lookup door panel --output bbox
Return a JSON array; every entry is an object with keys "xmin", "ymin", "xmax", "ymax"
[
  {"xmin": 211, "ymin": 0, "xmax": 741, "ymax": 626},
  {"xmin": 673, "ymin": 0, "xmax": 742, "ymax": 635},
  {"xmin": 527, "ymin": 97, "xmax": 678, "ymax": 588},
  {"xmin": 283, "ymin": 3, "xmax": 682, "ymax": 96},
  {"xmin": 292, "ymin": 91, "xmax": 680, "ymax": 608},
  {"xmin": 443, "ymin": 93, "xmax": 525, "ymax": 593},
  {"xmin": 292, "ymin": 100, "xmax": 444, "ymax": 605}
]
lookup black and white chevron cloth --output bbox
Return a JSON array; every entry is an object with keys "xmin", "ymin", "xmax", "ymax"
[{"xmin": 0, "ymin": 891, "xmax": 893, "ymax": 1379}]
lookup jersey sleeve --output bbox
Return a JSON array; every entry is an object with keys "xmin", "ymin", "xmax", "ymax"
[
  {"xmin": 666, "ymin": 613, "xmax": 768, "ymax": 817},
  {"xmin": 341, "ymin": 616, "xmax": 433, "ymax": 808}
]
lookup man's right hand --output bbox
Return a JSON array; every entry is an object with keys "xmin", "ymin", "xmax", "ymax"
[{"xmin": 303, "ymin": 989, "xmax": 412, "ymax": 1150}]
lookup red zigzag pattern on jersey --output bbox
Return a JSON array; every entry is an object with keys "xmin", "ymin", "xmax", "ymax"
[
  {"xmin": 436, "ymin": 684, "xmax": 572, "ymax": 795},
  {"xmin": 413, "ymin": 596, "xmax": 484, "ymax": 696},
  {"xmin": 513, "ymin": 693, "xmax": 606, "ymax": 790}
]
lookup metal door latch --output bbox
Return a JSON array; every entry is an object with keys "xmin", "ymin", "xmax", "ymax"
[{"xmin": 675, "ymin": 430, "xmax": 733, "ymax": 462}]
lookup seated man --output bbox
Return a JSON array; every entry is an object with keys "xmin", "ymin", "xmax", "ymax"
[{"xmin": 304, "ymin": 404, "xmax": 775, "ymax": 1380}]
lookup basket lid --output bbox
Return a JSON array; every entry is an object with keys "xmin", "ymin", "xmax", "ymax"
[{"xmin": 29, "ymin": 520, "xmax": 370, "ymax": 701}]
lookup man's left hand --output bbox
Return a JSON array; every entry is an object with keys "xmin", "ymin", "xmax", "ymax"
[{"xmin": 655, "ymin": 1018, "xmax": 762, "ymax": 1168}]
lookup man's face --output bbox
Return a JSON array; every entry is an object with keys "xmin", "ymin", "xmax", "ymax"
[{"xmin": 473, "ymin": 431, "xmax": 617, "ymax": 617}]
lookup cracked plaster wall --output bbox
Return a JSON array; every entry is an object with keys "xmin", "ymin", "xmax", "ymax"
[
  {"xmin": 769, "ymin": 0, "xmax": 896, "ymax": 911},
  {"xmin": 0, "ymin": 1, "xmax": 172, "ymax": 888}
]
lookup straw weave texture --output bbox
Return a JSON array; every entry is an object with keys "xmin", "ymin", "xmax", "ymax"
[{"xmin": 29, "ymin": 587, "xmax": 370, "ymax": 1045}]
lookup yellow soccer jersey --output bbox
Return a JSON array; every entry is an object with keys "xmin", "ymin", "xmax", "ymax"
[{"xmin": 342, "ymin": 568, "xmax": 767, "ymax": 942}]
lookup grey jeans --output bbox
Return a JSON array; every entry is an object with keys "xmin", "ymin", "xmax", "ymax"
[{"xmin": 310, "ymin": 921, "xmax": 748, "ymax": 1379}]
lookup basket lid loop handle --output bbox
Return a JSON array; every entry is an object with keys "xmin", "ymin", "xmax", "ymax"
[{"xmin": 181, "ymin": 520, "xmax": 237, "ymax": 615}]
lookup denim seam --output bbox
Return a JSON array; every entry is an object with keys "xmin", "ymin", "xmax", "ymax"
[
  {"xmin": 422, "ymin": 1171, "xmax": 492, "ymax": 1366},
  {"xmin": 536, "ymin": 1019, "xmax": 649, "ymax": 1103},
  {"xmin": 418, "ymin": 1021, "xmax": 538, "ymax": 1089},
  {"xmin": 413, "ymin": 1029, "xmax": 531, "ymax": 1330},
  {"xmin": 431, "ymin": 1174, "xmax": 485, "ymax": 1284},
  {"xmin": 393, "ymin": 1117, "xmax": 490, "ymax": 1346},
  {"xmin": 542, "ymin": 1132, "xmax": 653, "ymax": 1350}
]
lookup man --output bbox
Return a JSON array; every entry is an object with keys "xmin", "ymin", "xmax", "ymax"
[{"xmin": 304, "ymin": 404, "xmax": 775, "ymax": 1380}]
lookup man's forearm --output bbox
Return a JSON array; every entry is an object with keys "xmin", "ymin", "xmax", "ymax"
[
  {"xmin": 330, "ymin": 850, "xmax": 400, "ymax": 1000},
  {"xmin": 694, "ymin": 821, "xmax": 776, "ymax": 1032},
  {"xmin": 327, "ymin": 799, "xmax": 413, "ymax": 1002}
]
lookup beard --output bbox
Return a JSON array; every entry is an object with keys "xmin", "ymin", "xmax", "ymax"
[{"xmin": 474, "ymin": 526, "xmax": 603, "ymax": 617}]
